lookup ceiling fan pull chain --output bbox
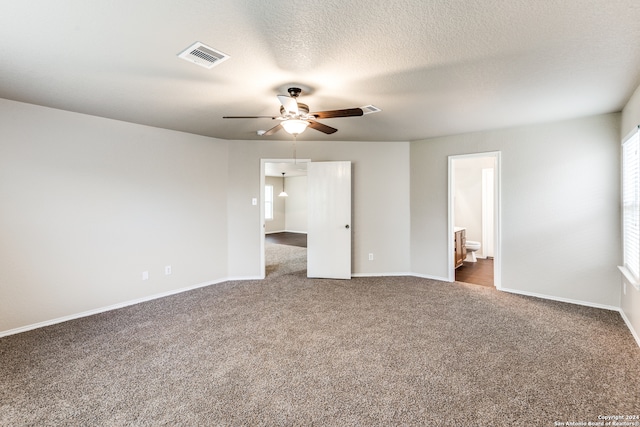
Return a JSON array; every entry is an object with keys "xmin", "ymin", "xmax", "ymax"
[{"xmin": 293, "ymin": 135, "xmax": 297, "ymax": 164}]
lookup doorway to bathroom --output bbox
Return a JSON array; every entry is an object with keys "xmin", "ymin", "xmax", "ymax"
[{"xmin": 448, "ymin": 152, "xmax": 501, "ymax": 288}]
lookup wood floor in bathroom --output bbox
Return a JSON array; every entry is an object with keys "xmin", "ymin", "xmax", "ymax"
[{"xmin": 455, "ymin": 258, "xmax": 494, "ymax": 287}]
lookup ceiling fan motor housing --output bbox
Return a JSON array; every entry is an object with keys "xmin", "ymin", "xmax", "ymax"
[
  {"xmin": 280, "ymin": 103, "xmax": 309, "ymax": 116},
  {"xmin": 288, "ymin": 87, "xmax": 302, "ymax": 98}
]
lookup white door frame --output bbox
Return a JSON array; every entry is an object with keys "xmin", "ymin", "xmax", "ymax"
[
  {"xmin": 260, "ymin": 158, "xmax": 311, "ymax": 278},
  {"xmin": 448, "ymin": 151, "xmax": 502, "ymax": 288}
]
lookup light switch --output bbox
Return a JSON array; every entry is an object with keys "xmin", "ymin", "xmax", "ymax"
[{"xmin": 252, "ymin": 198, "xmax": 257, "ymax": 206}]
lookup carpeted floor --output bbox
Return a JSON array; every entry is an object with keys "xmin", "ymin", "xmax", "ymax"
[{"xmin": 1, "ymin": 243, "xmax": 638, "ymax": 426}]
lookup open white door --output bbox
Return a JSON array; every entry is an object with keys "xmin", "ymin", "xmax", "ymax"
[{"xmin": 307, "ymin": 161, "xmax": 351, "ymax": 279}]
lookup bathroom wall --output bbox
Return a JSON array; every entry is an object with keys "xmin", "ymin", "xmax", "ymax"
[{"xmin": 454, "ymin": 156, "xmax": 495, "ymax": 257}]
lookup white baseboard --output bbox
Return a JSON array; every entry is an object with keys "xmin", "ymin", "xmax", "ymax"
[
  {"xmin": 5, "ymin": 275, "xmax": 638, "ymax": 349},
  {"xmin": 410, "ymin": 272, "xmax": 451, "ymax": 282},
  {"xmin": 225, "ymin": 275, "xmax": 263, "ymax": 281},
  {"xmin": 471, "ymin": 286, "xmax": 639, "ymax": 348},
  {"xmin": 352, "ymin": 272, "xmax": 413, "ymax": 278},
  {"xmin": 0, "ymin": 278, "xmax": 227, "ymax": 338},
  {"xmin": 619, "ymin": 308, "xmax": 640, "ymax": 348},
  {"xmin": 498, "ymin": 286, "xmax": 620, "ymax": 311}
]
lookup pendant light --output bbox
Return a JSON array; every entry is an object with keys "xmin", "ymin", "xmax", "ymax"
[{"xmin": 278, "ymin": 172, "xmax": 288, "ymax": 197}]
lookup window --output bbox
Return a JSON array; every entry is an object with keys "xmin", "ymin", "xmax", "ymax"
[
  {"xmin": 621, "ymin": 126, "xmax": 640, "ymax": 288},
  {"xmin": 265, "ymin": 185, "xmax": 274, "ymax": 220}
]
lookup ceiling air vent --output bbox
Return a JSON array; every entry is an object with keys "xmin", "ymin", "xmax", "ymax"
[
  {"xmin": 361, "ymin": 105, "xmax": 382, "ymax": 114},
  {"xmin": 178, "ymin": 41, "xmax": 230, "ymax": 69}
]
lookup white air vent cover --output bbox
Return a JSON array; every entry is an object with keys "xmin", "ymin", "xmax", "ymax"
[
  {"xmin": 361, "ymin": 105, "xmax": 382, "ymax": 114},
  {"xmin": 178, "ymin": 41, "xmax": 230, "ymax": 69}
]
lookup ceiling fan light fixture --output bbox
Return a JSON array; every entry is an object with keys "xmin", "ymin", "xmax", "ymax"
[
  {"xmin": 281, "ymin": 119, "xmax": 309, "ymax": 135},
  {"xmin": 223, "ymin": 87, "xmax": 368, "ymax": 136}
]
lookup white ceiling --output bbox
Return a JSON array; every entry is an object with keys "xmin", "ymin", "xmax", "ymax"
[
  {"xmin": 1, "ymin": 1, "xmax": 639, "ymax": 142},
  {"xmin": 265, "ymin": 162, "xmax": 307, "ymax": 178}
]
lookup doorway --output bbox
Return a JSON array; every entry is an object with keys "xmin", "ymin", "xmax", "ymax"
[
  {"xmin": 448, "ymin": 152, "xmax": 501, "ymax": 288},
  {"xmin": 260, "ymin": 159, "xmax": 353, "ymax": 280},
  {"xmin": 260, "ymin": 159, "xmax": 310, "ymax": 279}
]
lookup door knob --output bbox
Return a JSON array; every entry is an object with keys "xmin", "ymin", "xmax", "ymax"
[{"xmin": 345, "ymin": 224, "xmax": 350, "ymax": 229}]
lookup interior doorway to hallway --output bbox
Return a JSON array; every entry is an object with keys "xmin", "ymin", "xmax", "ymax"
[
  {"xmin": 260, "ymin": 159, "xmax": 310, "ymax": 279},
  {"xmin": 260, "ymin": 159, "xmax": 353, "ymax": 280}
]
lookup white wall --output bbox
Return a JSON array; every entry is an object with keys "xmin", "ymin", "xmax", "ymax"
[
  {"xmin": 455, "ymin": 163, "xmax": 483, "ymax": 244},
  {"xmin": 411, "ymin": 113, "xmax": 621, "ymax": 308},
  {"xmin": 284, "ymin": 176, "xmax": 307, "ymax": 233},
  {"xmin": 0, "ymin": 99, "xmax": 229, "ymax": 334},
  {"xmin": 227, "ymin": 140, "xmax": 411, "ymax": 278},
  {"xmin": 622, "ymin": 84, "xmax": 640, "ymax": 137},
  {"xmin": 264, "ymin": 175, "xmax": 307, "ymax": 234},
  {"xmin": 621, "ymin": 83, "xmax": 640, "ymax": 342},
  {"xmin": 454, "ymin": 159, "xmax": 487, "ymax": 242},
  {"xmin": 1, "ymin": 97, "xmax": 631, "ymax": 341},
  {"xmin": 265, "ymin": 176, "xmax": 285, "ymax": 233},
  {"xmin": 454, "ymin": 156, "xmax": 495, "ymax": 257}
]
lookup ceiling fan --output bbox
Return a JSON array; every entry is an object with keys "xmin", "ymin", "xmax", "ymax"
[{"xmin": 222, "ymin": 87, "xmax": 364, "ymax": 136}]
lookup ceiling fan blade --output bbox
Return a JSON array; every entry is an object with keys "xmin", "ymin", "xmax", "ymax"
[
  {"xmin": 277, "ymin": 95, "xmax": 299, "ymax": 115},
  {"xmin": 308, "ymin": 121, "xmax": 338, "ymax": 134},
  {"xmin": 311, "ymin": 108, "xmax": 364, "ymax": 119},
  {"xmin": 223, "ymin": 116, "xmax": 278, "ymax": 119},
  {"xmin": 262, "ymin": 123, "xmax": 283, "ymax": 136}
]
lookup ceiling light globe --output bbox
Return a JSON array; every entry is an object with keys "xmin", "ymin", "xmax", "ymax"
[{"xmin": 281, "ymin": 119, "xmax": 309, "ymax": 135}]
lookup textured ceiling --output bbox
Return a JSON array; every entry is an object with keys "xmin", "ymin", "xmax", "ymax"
[{"xmin": 1, "ymin": 0, "xmax": 639, "ymax": 142}]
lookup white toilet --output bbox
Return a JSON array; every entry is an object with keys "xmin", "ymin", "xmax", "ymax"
[{"xmin": 465, "ymin": 240, "xmax": 481, "ymax": 262}]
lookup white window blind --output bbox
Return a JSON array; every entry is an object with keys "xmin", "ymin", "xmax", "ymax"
[
  {"xmin": 622, "ymin": 126, "xmax": 640, "ymax": 282},
  {"xmin": 265, "ymin": 185, "xmax": 274, "ymax": 220}
]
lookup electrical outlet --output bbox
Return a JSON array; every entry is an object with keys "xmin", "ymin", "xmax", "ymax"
[
  {"xmin": 165, "ymin": 265, "xmax": 172, "ymax": 275},
  {"xmin": 368, "ymin": 253, "xmax": 374, "ymax": 261},
  {"xmin": 142, "ymin": 271, "xmax": 149, "ymax": 281}
]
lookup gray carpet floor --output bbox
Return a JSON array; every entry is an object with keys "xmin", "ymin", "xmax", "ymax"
[{"xmin": 1, "ymin": 242, "xmax": 639, "ymax": 426}]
